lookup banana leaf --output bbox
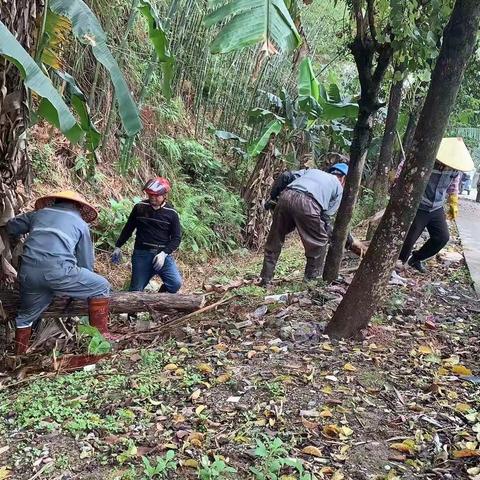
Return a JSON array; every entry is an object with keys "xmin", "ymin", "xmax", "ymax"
[
  {"xmin": 40, "ymin": 11, "xmax": 71, "ymax": 69},
  {"xmin": 247, "ymin": 119, "xmax": 283, "ymax": 157},
  {"xmin": 56, "ymin": 71, "xmax": 101, "ymax": 156},
  {"xmin": 138, "ymin": 0, "xmax": 175, "ymax": 100},
  {"xmin": 204, "ymin": 0, "xmax": 301, "ymax": 54},
  {"xmin": 298, "ymin": 57, "xmax": 320, "ymax": 101},
  {"xmin": 248, "ymin": 107, "xmax": 285, "ymax": 125},
  {"xmin": 0, "ymin": 21, "xmax": 82, "ymax": 143},
  {"xmin": 49, "ymin": 0, "xmax": 142, "ymax": 137}
]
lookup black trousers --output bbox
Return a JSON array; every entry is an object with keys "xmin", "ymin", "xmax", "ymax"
[{"xmin": 398, "ymin": 207, "xmax": 450, "ymax": 263}]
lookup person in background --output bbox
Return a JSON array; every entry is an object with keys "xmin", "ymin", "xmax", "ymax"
[
  {"xmin": 398, "ymin": 137, "xmax": 474, "ymax": 273},
  {"xmin": 260, "ymin": 163, "xmax": 366, "ymax": 286},
  {"xmin": 7, "ymin": 191, "xmax": 112, "ymax": 354},
  {"xmin": 112, "ymin": 177, "xmax": 182, "ymax": 293}
]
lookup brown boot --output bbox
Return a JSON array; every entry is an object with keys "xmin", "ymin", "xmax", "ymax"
[
  {"xmin": 15, "ymin": 327, "xmax": 32, "ymax": 355},
  {"xmin": 88, "ymin": 297, "xmax": 118, "ymax": 340}
]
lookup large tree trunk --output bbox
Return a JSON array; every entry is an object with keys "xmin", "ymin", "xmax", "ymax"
[
  {"xmin": 476, "ymin": 174, "xmax": 480, "ymax": 202},
  {"xmin": 0, "ymin": 291, "xmax": 205, "ymax": 319},
  {"xmin": 323, "ymin": 29, "xmax": 392, "ymax": 281},
  {"xmin": 366, "ymin": 76, "xmax": 404, "ymax": 239},
  {"xmin": 0, "ymin": 1, "xmax": 43, "ymax": 286},
  {"xmin": 326, "ymin": 0, "xmax": 480, "ymax": 339}
]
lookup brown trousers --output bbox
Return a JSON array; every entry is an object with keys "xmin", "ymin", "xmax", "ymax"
[{"xmin": 261, "ymin": 189, "xmax": 328, "ymax": 281}]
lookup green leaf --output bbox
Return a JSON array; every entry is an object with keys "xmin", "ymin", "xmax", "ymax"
[
  {"xmin": 56, "ymin": 71, "xmax": 101, "ymax": 155},
  {"xmin": 298, "ymin": 57, "xmax": 320, "ymax": 101},
  {"xmin": 319, "ymin": 99, "xmax": 358, "ymax": 121},
  {"xmin": 205, "ymin": 0, "xmax": 301, "ymax": 54},
  {"xmin": 213, "ymin": 130, "xmax": 247, "ymax": 142},
  {"xmin": 138, "ymin": 0, "xmax": 175, "ymax": 100},
  {"xmin": 49, "ymin": 0, "xmax": 142, "ymax": 136},
  {"xmin": 0, "ymin": 20, "xmax": 82, "ymax": 142},
  {"xmin": 247, "ymin": 119, "xmax": 283, "ymax": 157},
  {"xmin": 248, "ymin": 107, "xmax": 285, "ymax": 125}
]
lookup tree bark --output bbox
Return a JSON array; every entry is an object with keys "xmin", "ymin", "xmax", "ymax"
[
  {"xmin": 326, "ymin": 0, "xmax": 480, "ymax": 339},
  {"xmin": 367, "ymin": 76, "xmax": 404, "ymax": 239},
  {"xmin": 323, "ymin": 32, "xmax": 392, "ymax": 282},
  {"xmin": 0, "ymin": 291, "xmax": 206, "ymax": 320},
  {"xmin": 0, "ymin": 1, "xmax": 42, "ymax": 286},
  {"xmin": 242, "ymin": 136, "xmax": 281, "ymax": 250}
]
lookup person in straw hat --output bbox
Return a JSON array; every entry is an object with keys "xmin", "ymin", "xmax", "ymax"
[
  {"xmin": 398, "ymin": 137, "xmax": 474, "ymax": 273},
  {"xmin": 6, "ymin": 190, "xmax": 112, "ymax": 354}
]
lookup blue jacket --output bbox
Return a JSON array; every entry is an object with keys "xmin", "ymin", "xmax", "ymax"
[{"xmin": 6, "ymin": 203, "xmax": 95, "ymax": 270}]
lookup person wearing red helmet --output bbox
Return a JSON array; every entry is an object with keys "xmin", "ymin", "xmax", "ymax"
[{"xmin": 112, "ymin": 177, "xmax": 182, "ymax": 293}]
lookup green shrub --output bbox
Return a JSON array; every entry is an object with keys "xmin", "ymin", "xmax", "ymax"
[
  {"xmin": 92, "ymin": 197, "xmax": 141, "ymax": 250},
  {"xmin": 31, "ymin": 143, "xmax": 55, "ymax": 181},
  {"xmin": 177, "ymin": 139, "xmax": 223, "ymax": 182}
]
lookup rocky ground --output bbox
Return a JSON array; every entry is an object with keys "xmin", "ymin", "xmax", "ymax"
[{"xmin": 1, "ymin": 235, "xmax": 479, "ymax": 480}]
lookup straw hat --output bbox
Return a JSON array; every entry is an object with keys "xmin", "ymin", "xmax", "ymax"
[
  {"xmin": 35, "ymin": 190, "xmax": 98, "ymax": 223},
  {"xmin": 437, "ymin": 137, "xmax": 474, "ymax": 172}
]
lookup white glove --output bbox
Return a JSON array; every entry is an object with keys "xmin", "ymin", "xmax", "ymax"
[{"xmin": 153, "ymin": 251, "xmax": 167, "ymax": 270}]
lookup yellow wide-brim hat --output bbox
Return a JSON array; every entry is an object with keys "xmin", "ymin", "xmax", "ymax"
[
  {"xmin": 35, "ymin": 190, "xmax": 98, "ymax": 223},
  {"xmin": 436, "ymin": 137, "xmax": 474, "ymax": 172}
]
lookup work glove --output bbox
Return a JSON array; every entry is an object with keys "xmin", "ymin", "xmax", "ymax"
[
  {"xmin": 447, "ymin": 193, "xmax": 459, "ymax": 220},
  {"xmin": 349, "ymin": 239, "xmax": 369, "ymax": 258},
  {"xmin": 264, "ymin": 199, "xmax": 277, "ymax": 211},
  {"xmin": 153, "ymin": 251, "xmax": 167, "ymax": 270},
  {"xmin": 111, "ymin": 247, "xmax": 122, "ymax": 265}
]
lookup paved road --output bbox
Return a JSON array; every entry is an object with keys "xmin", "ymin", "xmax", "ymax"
[{"xmin": 456, "ymin": 198, "xmax": 480, "ymax": 296}]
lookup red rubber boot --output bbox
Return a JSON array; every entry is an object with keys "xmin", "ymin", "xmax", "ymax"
[
  {"xmin": 88, "ymin": 297, "xmax": 118, "ymax": 341},
  {"xmin": 15, "ymin": 327, "xmax": 32, "ymax": 355}
]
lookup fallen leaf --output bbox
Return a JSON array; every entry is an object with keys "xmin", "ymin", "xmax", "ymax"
[
  {"xmin": 455, "ymin": 403, "xmax": 473, "ymax": 413},
  {"xmin": 452, "ymin": 449, "xmax": 480, "ymax": 458},
  {"xmin": 418, "ymin": 345, "xmax": 433, "ymax": 355},
  {"xmin": 190, "ymin": 389, "xmax": 201, "ymax": 401},
  {"xmin": 0, "ymin": 447, "xmax": 8, "ymax": 456},
  {"xmin": 320, "ymin": 408, "xmax": 333, "ymax": 418},
  {"xmin": 323, "ymin": 424, "xmax": 341, "ymax": 438},
  {"xmin": 302, "ymin": 445, "xmax": 323, "ymax": 457},
  {"xmin": 343, "ymin": 363, "xmax": 357, "ymax": 372},
  {"xmin": 301, "ymin": 417, "xmax": 318, "ymax": 430},
  {"xmin": 163, "ymin": 363, "xmax": 178, "ymax": 371},
  {"xmin": 390, "ymin": 443, "xmax": 414, "ymax": 454},
  {"xmin": 173, "ymin": 367, "xmax": 185, "ymax": 376},
  {"xmin": 452, "ymin": 365, "xmax": 473, "ymax": 376},
  {"xmin": 172, "ymin": 414, "xmax": 185, "ymax": 423},
  {"xmin": 196, "ymin": 363, "xmax": 213, "ymax": 374},
  {"xmin": 215, "ymin": 373, "xmax": 231, "ymax": 384},
  {"xmin": 183, "ymin": 458, "xmax": 199, "ymax": 468},
  {"xmin": 339, "ymin": 426, "xmax": 354, "ymax": 438},
  {"xmin": 195, "ymin": 405, "xmax": 207, "ymax": 416},
  {"xmin": 188, "ymin": 431, "xmax": 204, "ymax": 448},
  {"xmin": 0, "ymin": 467, "xmax": 10, "ymax": 479},
  {"xmin": 247, "ymin": 350, "xmax": 257, "ymax": 359},
  {"xmin": 226, "ymin": 396, "xmax": 241, "ymax": 403},
  {"xmin": 322, "ymin": 343, "xmax": 334, "ymax": 351},
  {"xmin": 270, "ymin": 346, "xmax": 281, "ymax": 353},
  {"xmin": 332, "ymin": 471, "xmax": 345, "ymax": 480}
]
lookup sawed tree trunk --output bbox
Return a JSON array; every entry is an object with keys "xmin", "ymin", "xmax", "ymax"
[{"xmin": 326, "ymin": 0, "xmax": 480, "ymax": 339}]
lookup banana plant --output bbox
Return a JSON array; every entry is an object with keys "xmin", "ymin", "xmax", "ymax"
[
  {"xmin": 0, "ymin": 0, "xmax": 142, "ymax": 155},
  {"xmin": 204, "ymin": 0, "xmax": 302, "ymax": 54},
  {"xmin": 245, "ymin": 58, "xmax": 359, "ymax": 159}
]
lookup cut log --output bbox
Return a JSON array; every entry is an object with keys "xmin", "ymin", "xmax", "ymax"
[{"xmin": 0, "ymin": 291, "xmax": 205, "ymax": 320}]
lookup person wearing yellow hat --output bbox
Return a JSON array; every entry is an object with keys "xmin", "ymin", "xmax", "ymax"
[
  {"xmin": 6, "ymin": 191, "xmax": 112, "ymax": 354},
  {"xmin": 398, "ymin": 138, "xmax": 474, "ymax": 273}
]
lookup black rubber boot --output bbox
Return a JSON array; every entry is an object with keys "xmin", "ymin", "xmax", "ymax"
[
  {"xmin": 159, "ymin": 284, "xmax": 168, "ymax": 293},
  {"xmin": 260, "ymin": 251, "xmax": 280, "ymax": 286},
  {"xmin": 408, "ymin": 256, "xmax": 427, "ymax": 273},
  {"xmin": 304, "ymin": 256, "xmax": 323, "ymax": 281}
]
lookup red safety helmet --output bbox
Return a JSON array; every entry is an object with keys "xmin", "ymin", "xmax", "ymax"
[{"xmin": 143, "ymin": 177, "xmax": 171, "ymax": 196}]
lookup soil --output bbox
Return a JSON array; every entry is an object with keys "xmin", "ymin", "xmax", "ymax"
[{"xmin": 1, "ymin": 234, "xmax": 479, "ymax": 480}]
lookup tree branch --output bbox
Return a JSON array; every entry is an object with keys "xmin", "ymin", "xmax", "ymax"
[{"xmin": 366, "ymin": 0, "xmax": 379, "ymax": 50}]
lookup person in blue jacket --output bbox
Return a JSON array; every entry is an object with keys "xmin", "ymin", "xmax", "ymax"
[{"xmin": 7, "ymin": 191, "xmax": 112, "ymax": 354}]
